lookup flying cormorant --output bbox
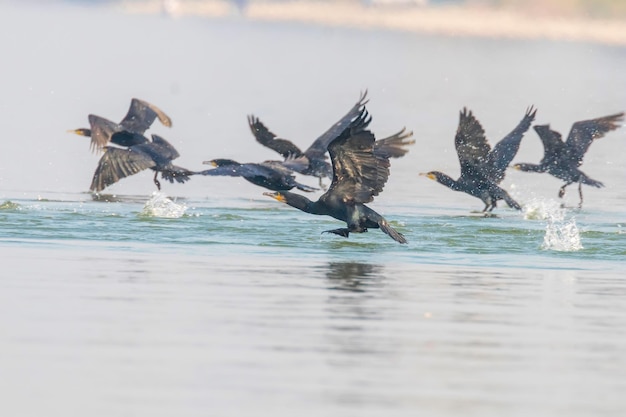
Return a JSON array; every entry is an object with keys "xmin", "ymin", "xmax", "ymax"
[
  {"xmin": 90, "ymin": 133, "xmax": 194, "ymax": 192},
  {"xmin": 199, "ymin": 159, "xmax": 317, "ymax": 192},
  {"xmin": 421, "ymin": 107, "xmax": 536, "ymax": 212},
  {"xmin": 69, "ymin": 98, "xmax": 172, "ymax": 153},
  {"xmin": 248, "ymin": 91, "xmax": 414, "ymax": 187},
  {"xmin": 264, "ymin": 108, "xmax": 407, "ymax": 244},
  {"xmin": 513, "ymin": 112, "xmax": 624, "ymax": 207}
]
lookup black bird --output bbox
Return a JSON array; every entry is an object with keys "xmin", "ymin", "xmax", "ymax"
[
  {"xmin": 421, "ymin": 106, "xmax": 536, "ymax": 212},
  {"xmin": 90, "ymin": 133, "xmax": 194, "ymax": 192},
  {"xmin": 248, "ymin": 91, "xmax": 415, "ymax": 187},
  {"xmin": 513, "ymin": 112, "xmax": 624, "ymax": 207},
  {"xmin": 199, "ymin": 159, "xmax": 317, "ymax": 192},
  {"xmin": 69, "ymin": 98, "xmax": 172, "ymax": 153},
  {"xmin": 264, "ymin": 108, "xmax": 407, "ymax": 244}
]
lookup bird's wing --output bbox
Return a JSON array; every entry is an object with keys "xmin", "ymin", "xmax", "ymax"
[
  {"xmin": 326, "ymin": 108, "xmax": 390, "ymax": 204},
  {"xmin": 199, "ymin": 163, "xmax": 264, "ymax": 178},
  {"xmin": 373, "ymin": 127, "xmax": 415, "ymax": 159},
  {"xmin": 247, "ymin": 115, "xmax": 304, "ymax": 159},
  {"xmin": 88, "ymin": 114, "xmax": 121, "ymax": 153},
  {"xmin": 90, "ymin": 147, "xmax": 156, "ymax": 192},
  {"xmin": 120, "ymin": 98, "xmax": 172, "ymax": 133},
  {"xmin": 455, "ymin": 108, "xmax": 491, "ymax": 177},
  {"xmin": 149, "ymin": 134, "xmax": 180, "ymax": 160},
  {"xmin": 565, "ymin": 112, "xmax": 624, "ymax": 166},
  {"xmin": 488, "ymin": 106, "xmax": 536, "ymax": 180},
  {"xmin": 277, "ymin": 155, "xmax": 310, "ymax": 173},
  {"xmin": 533, "ymin": 125, "xmax": 566, "ymax": 166},
  {"xmin": 304, "ymin": 90, "xmax": 369, "ymax": 161}
]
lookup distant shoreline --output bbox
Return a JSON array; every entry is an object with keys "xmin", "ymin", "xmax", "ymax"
[{"xmin": 116, "ymin": 0, "xmax": 626, "ymax": 46}]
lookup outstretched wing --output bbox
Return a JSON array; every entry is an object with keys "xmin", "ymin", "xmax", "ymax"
[
  {"xmin": 455, "ymin": 108, "xmax": 491, "ymax": 177},
  {"xmin": 565, "ymin": 112, "xmax": 624, "ymax": 166},
  {"xmin": 199, "ymin": 163, "xmax": 269, "ymax": 179},
  {"xmin": 304, "ymin": 90, "xmax": 369, "ymax": 161},
  {"xmin": 326, "ymin": 108, "xmax": 390, "ymax": 204},
  {"xmin": 247, "ymin": 115, "xmax": 304, "ymax": 159},
  {"xmin": 373, "ymin": 127, "xmax": 415, "ymax": 159},
  {"xmin": 487, "ymin": 105, "xmax": 536, "ymax": 182},
  {"xmin": 120, "ymin": 98, "xmax": 172, "ymax": 133},
  {"xmin": 533, "ymin": 124, "xmax": 566, "ymax": 166},
  {"xmin": 88, "ymin": 114, "xmax": 121, "ymax": 153},
  {"xmin": 90, "ymin": 147, "xmax": 156, "ymax": 192}
]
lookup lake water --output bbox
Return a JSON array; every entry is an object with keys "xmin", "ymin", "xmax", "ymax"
[{"xmin": 0, "ymin": 2, "xmax": 625, "ymax": 416}]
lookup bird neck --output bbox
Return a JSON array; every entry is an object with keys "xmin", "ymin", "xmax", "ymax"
[
  {"xmin": 281, "ymin": 192, "xmax": 324, "ymax": 215},
  {"xmin": 434, "ymin": 172, "xmax": 462, "ymax": 191}
]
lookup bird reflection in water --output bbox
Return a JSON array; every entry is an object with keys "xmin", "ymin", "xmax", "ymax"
[{"xmin": 325, "ymin": 261, "xmax": 383, "ymax": 292}]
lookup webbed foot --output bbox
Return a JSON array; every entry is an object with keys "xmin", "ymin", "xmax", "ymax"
[{"xmin": 322, "ymin": 228, "xmax": 350, "ymax": 238}]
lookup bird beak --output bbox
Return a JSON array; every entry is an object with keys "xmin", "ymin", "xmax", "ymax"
[
  {"xmin": 68, "ymin": 129, "xmax": 83, "ymax": 136},
  {"xmin": 263, "ymin": 192, "xmax": 286, "ymax": 203},
  {"xmin": 202, "ymin": 160, "xmax": 217, "ymax": 167},
  {"xmin": 419, "ymin": 172, "xmax": 436, "ymax": 180},
  {"xmin": 512, "ymin": 165, "xmax": 521, "ymax": 171}
]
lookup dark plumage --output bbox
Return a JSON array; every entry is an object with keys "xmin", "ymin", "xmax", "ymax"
[
  {"xmin": 513, "ymin": 112, "xmax": 624, "ymax": 207},
  {"xmin": 90, "ymin": 134, "xmax": 194, "ymax": 192},
  {"xmin": 264, "ymin": 108, "xmax": 406, "ymax": 244},
  {"xmin": 198, "ymin": 159, "xmax": 317, "ymax": 192},
  {"xmin": 422, "ymin": 106, "xmax": 536, "ymax": 212},
  {"xmin": 69, "ymin": 98, "xmax": 172, "ymax": 153},
  {"xmin": 248, "ymin": 91, "xmax": 414, "ymax": 186}
]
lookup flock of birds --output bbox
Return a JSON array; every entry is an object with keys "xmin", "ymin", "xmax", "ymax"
[{"xmin": 69, "ymin": 94, "xmax": 624, "ymax": 244}]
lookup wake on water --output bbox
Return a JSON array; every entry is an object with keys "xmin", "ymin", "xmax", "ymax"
[
  {"xmin": 140, "ymin": 192, "xmax": 187, "ymax": 218},
  {"xmin": 522, "ymin": 198, "xmax": 582, "ymax": 252}
]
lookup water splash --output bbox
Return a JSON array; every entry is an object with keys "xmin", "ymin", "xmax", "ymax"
[
  {"xmin": 140, "ymin": 192, "xmax": 187, "ymax": 218},
  {"xmin": 0, "ymin": 200, "xmax": 21, "ymax": 210},
  {"xmin": 524, "ymin": 198, "xmax": 582, "ymax": 251},
  {"xmin": 523, "ymin": 198, "xmax": 563, "ymax": 221},
  {"xmin": 542, "ymin": 218, "xmax": 583, "ymax": 252}
]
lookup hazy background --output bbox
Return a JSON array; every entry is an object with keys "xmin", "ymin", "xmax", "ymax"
[{"xmin": 0, "ymin": 0, "xmax": 624, "ymax": 208}]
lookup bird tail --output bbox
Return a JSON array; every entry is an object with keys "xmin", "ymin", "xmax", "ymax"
[
  {"xmin": 373, "ymin": 128, "xmax": 415, "ymax": 159},
  {"xmin": 378, "ymin": 219, "xmax": 407, "ymax": 244},
  {"xmin": 581, "ymin": 177, "xmax": 604, "ymax": 188},
  {"xmin": 161, "ymin": 165, "xmax": 195, "ymax": 184}
]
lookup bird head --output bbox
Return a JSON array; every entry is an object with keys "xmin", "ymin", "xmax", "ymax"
[
  {"xmin": 263, "ymin": 192, "xmax": 287, "ymax": 203},
  {"xmin": 419, "ymin": 171, "xmax": 439, "ymax": 181},
  {"xmin": 203, "ymin": 159, "xmax": 239, "ymax": 167},
  {"xmin": 68, "ymin": 128, "xmax": 91, "ymax": 137}
]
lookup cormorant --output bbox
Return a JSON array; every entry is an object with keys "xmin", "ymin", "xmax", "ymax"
[
  {"xmin": 69, "ymin": 98, "xmax": 172, "ymax": 153},
  {"xmin": 199, "ymin": 159, "xmax": 317, "ymax": 192},
  {"xmin": 248, "ymin": 91, "xmax": 415, "ymax": 187},
  {"xmin": 90, "ymin": 133, "xmax": 194, "ymax": 192},
  {"xmin": 513, "ymin": 112, "xmax": 624, "ymax": 207},
  {"xmin": 264, "ymin": 108, "xmax": 407, "ymax": 244},
  {"xmin": 421, "ymin": 106, "xmax": 536, "ymax": 212}
]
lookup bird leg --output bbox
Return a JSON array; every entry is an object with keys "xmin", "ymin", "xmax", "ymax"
[
  {"xmin": 318, "ymin": 177, "xmax": 328, "ymax": 191},
  {"xmin": 558, "ymin": 181, "xmax": 573, "ymax": 199},
  {"xmin": 322, "ymin": 228, "xmax": 350, "ymax": 238},
  {"xmin": 153, "ymin": 171, "xmax": 161, "ymax": 191},
  {"xmin": 578, "ymin": 181, "xmax": 584, "ymax": 209}
]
